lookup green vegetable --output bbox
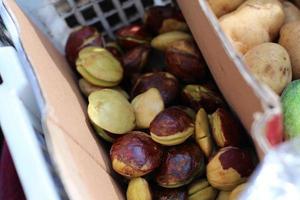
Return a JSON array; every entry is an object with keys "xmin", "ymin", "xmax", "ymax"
[{"xmin": 281, "ymin": 80, "xmax": 300, "ymax": 138}]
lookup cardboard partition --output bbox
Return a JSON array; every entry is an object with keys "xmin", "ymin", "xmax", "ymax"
[{"xmin": 4, "ymin": 0, "xmax": 284, "ymax": 199}]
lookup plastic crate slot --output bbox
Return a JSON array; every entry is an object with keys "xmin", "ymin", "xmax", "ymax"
[
  {"xmin": 65, "ymin": 14, "xmax": 80, "ymax": 27},
  {"xmin": 106, "ymin": 13, "xmax": 121, "ymax": 27},
  {"xmin": 142, "ymin": 0, "xmax": 154, "ymax": 8},
  {"xmin": 124, "ymin": 5, "xmax": 138, "ymax": 19},
  {"xmin": 81, "ymin": 6, "xmax": 97, "ymax": 21},
  {"xmin": 98, "ymin": 1, "xmax": 115, "ymax": 12}
]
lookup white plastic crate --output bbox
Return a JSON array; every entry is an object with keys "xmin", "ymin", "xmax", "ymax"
[{"xmin": 17, "ymin": 0, "xmax": 172, "ymax": 51}]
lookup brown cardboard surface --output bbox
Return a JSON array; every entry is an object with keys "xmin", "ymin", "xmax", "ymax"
[
  {"xmin": 5, "ymin": 1, "xmax": 123, "ymax": 199},
  {"xmin": 177, "ymin": 0, "xmax": 264, "ymax": 133},
  {"xmin": 46, "ymin": 121, "xmax": 124, "ymax": 200}
]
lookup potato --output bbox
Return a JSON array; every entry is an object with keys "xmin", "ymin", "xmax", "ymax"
[
  {"xmin": 244, "ymin": 43, "xmax": 292, "ymax": 94},
  {"xmin": 207, "ymin": 0, "xmax": 245, "ymax": 18},
  {"xmin": 279, "ymin": 21, "xmax": 300, "ymax": 79},
  {"xmin": 219, "ymin": 0, "xmax": 285, "ymax": 54},
  {"xmin": 283, "ymin": 1, "xmax": 300, "ymax": 24}
]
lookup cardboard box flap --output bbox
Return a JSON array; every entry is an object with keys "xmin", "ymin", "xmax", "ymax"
[
  {"xmin": 5, "ymin": 1, "xmax": 123, "ymax": 199},
  {"xmin": 46, "ymin": 121, "xmax": 124, "ymax": 200}
]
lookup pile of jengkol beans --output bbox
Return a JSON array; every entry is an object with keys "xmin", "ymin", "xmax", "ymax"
[{"xmin": 65, "ymin": 5, "xmax": 257, "ymax": 200}]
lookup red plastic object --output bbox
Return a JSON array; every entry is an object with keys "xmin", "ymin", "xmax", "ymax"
[{"xmin": 266, "ymin": 114, "xmax": 284, "ymax": 146}]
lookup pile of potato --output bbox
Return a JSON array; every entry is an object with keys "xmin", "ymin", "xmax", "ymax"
[{"xmin": 207, "ymin": 0, "xmax": 300, "ymax": 138}]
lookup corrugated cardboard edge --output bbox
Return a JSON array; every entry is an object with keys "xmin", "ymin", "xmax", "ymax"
[
  {"xmin": 177, "ymin": 0, "xmax": 283, "ymax": 156},
  {"xmin": 5, "ymin": 1, "xmax": 124, "ymax": 199}
]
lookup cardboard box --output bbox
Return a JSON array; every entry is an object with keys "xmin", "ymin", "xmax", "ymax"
[{"xmin": 4, "ymin": 0, "xmax": 284, "ymax": 199}]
